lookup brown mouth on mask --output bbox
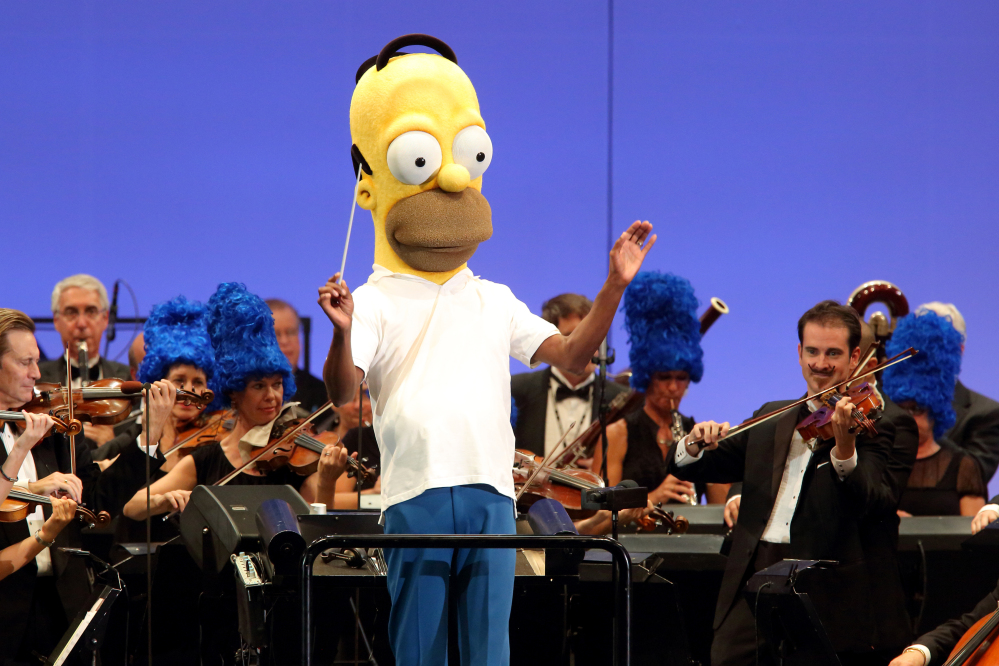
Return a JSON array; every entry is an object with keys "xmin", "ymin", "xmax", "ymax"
[{"xmin": 384, "ymin": 188, "xmax": 493, "ymax": 273}]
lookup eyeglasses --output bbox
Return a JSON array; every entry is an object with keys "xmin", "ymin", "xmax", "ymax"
[{"xmin": 56, "ymin": 307, "xmax": 105, "ymax": 322}]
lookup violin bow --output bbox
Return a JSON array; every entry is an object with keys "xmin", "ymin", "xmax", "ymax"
[
  {"xmin": 514, "ymin": 422, "xmax": 577, "ymax": 503},
  {"xmin": 338, "ymin": 163, "xmax": 364, "ymax": 285},
  {"xmin": 64, "ymin": 349, "xmax": 77, "ymax": 478},
  {"xmin": 691, "ymin": 347, "xmax": 918, "ymax": 451}
]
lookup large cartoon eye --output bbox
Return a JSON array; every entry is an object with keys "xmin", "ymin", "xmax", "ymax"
[
  {"xmin": 386, "ymin": 131, "xmax": 443, "ymax": 185},
  {"xmin": 451, "ymin": 125, "xmax": 493, "ymax": 181}
]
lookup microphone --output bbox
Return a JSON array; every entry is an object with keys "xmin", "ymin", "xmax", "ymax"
[{"xmin": 106, "ymin": 280, "xmax": 119, "ymax": 350}]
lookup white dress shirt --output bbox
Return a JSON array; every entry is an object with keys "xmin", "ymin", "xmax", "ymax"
[
  {"xmin": 350, "ymin": 265, "xmax": 560, "ymax": 514},
  {"xmin": 1, "ymin": 424, "xmax": 52, "ymax": 575},
  {"xmin": 544, "ymin": 368, "xmax": 595, "ymax": 455},
  {"xmin": 676, "ymin": 399, "xmax": 858, "ymax": 543}
]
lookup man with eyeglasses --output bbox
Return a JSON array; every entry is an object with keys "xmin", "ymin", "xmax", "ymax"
[{"xmin": 38, "ymin": 274, "xmax": 131, "ymax": 448}]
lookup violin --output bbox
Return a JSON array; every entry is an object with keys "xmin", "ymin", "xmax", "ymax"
[
  {"xmin": 944, "ymin": 605, "xmax": 999, "ymax": 665},
  {"xmin": 161, "ymin": 409, "xmax": 235, "ymax": 458},
  {"xmin": 795, "ymin": 382, "xmax": 884, "ymax": 442},
  {"xmin": 24, "ymin": 378, "xmax": 214, "ymax": 427},
  {"xmin": 513, "ymin": 449, "xmax": 605, "ymax": 519},
  {"xmin": 0, "ymin": 488, "xmax": 110, "ymax": 528},
  {"xmin": 213, "ymin": 404, "xmax": 374, "ymax": 486},
  {"xmin": 636, "ymin": 504, "xmax": 689, "ymax": 534},
  {"xmin": 0, "ymin": 411, "xmax": 83, "ymax": 437},
  {"xmin": 250, "ymin": 418, "xmax": 376, "ymax": 481}
]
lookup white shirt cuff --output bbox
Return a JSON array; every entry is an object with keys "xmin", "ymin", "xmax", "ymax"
[
  {"xmin": 725, "ymin": 494, "xmax": 741, "ymax": 508},
  {"xmin": 977, "ymin": 504, "xmax": 999, "ymax": 517},
  {"xmin": 830, "ymin": 447, "xmax": 858, "ymax": 479},
  {"xmin": 675, "ymin": 435, "xmax": 703, "ymax": 467},
  {"xmin": 907, "ymin": 644, "xmax": 930, "ymax": 666},
  {"xmin": 137, "ymin": 437, "xmax": 158, "ymax": 458}
]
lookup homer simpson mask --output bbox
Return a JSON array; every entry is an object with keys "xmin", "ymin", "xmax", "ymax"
[{"xmin": 350, "ymin": 34, "xmax": 493, "ymax": 283}]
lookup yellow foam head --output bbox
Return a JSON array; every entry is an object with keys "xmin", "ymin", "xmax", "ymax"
[{"xmin": 350, "ymin": 35, "xmax": 494, "ymax": 284}]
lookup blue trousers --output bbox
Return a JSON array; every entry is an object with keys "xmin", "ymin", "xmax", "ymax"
[{"xmin": 383, "ymin": 484, "xmax": 516, "ymax": 666}]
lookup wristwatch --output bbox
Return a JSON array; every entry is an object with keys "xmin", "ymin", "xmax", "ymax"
[{"xmin": 33, "ymin": 530, "xmax": 55, "ymax": 548}]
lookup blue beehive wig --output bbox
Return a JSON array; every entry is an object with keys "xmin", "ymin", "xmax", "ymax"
[
  {"xmin": 206, "ymin": 282, "xmax": 296, "ymax": 406},
  {"xmin": 137, "ymin": 296, "xmax": 215, "ymax": 384},
  {"xmin": 624, "ymin": 272, "xmax": 704, "ymax": 391},
  {"xmin": 883, "ymin": 311, "xmax": 962, "ymax": 437}
]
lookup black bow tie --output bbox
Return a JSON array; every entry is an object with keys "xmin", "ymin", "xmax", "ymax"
[
  {"xmin": 554, "ymin": 380, "xmax": 592, "ymax": 402},
  {"xmin": 70, "ymin": 363, "xmax": 101, "ymax": 382}
]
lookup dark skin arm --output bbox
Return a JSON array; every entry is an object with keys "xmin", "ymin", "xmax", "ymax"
[{"xmin": 532, "ymin": 221, "xmax": 655, "ymax": 372}]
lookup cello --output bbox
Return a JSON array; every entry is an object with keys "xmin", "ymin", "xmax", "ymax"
[{"xmin": 943, "ymin": 605, "xmax": 999, "ymax": 665}]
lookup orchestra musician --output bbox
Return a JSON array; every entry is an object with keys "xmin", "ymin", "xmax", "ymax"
[
  {"xmin": 916, "ymin": 302, "xmax": 999, "ymax": 485},
  {"xmin": 98, "ymin": 296, "xmax": 217, "ymax": 520},
  {"xmin": 0, "ymin": 309, "xmax": 116, "ymax": 662},
  {"xmin": 888, "ymin": 574, "xmax": 999, "ymax": 666},
  {"xmin": 122, "ymin": 283, "xmax": 349, "ymax": 521},
  {"xmin": 595, "ymin": 272, "xmax": 728, "ymax": 505},
  {"xmin": 267, "ymin": 298, "xmax": 328, "ymax": 413},
  {"xmin": 667, "ymin": 300, "xmax": 918, "ymax": 666},
  {"xmin": 883, "ymin": 311, "xmax": 986, "ymax": 517},
  {"xmin": 511, "ymin": 293, "xmax": 628, "ymax": 458},
  {"xmin": 38, "ymin": 274, "xmax": 130, "ymax": 449}
]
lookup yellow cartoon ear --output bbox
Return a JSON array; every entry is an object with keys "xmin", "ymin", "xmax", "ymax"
[{"xmin": 357, "ymin": 177, "xmax": 375, "ymax": 210}]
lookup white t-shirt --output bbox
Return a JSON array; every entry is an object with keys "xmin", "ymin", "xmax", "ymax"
[{"xmin": 350, "ymin": 265, "xmax": 560, "ymax": 513}]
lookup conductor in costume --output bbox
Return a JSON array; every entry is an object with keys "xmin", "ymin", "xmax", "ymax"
[
  {"xmin": 319, "ymin": 35, "xmax": 656, "ymax": 666},
  {"xmin": 667, "ymin": 300, "xmax": 918, "ymax": 666}
]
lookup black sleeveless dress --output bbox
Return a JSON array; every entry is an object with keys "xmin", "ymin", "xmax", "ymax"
[
  {"xmin": 620, "ymin": 409, "xmax": 697, "ymax": 503},
  {"xmin": 898, "ymin": 440, "xmax": 985, "ymax": 516},
  {"xmin": 190, "ymin": 441, "xmax": 306, "ymax": 490}
]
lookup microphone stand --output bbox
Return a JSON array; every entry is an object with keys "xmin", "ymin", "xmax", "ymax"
[{"xmin": 595, "ymin": 339, "xmax": 615, "ymax": 486}]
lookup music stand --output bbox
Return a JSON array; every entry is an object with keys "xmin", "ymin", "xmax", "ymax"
[
  {"xmin": 47, "ymin": 584, "xmax": 120, "ymax": 666},
  {"xmin": 744, "ymin": 559, "xmax": 841, "ymax": 666}
]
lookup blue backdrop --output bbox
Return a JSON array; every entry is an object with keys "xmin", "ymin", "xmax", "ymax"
[{"xmin": 3, "ymin": 3, "xmax": 997, "ymax": 491}]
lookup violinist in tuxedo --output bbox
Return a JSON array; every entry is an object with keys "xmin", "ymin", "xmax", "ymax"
[
  {"xmin": 0, "ymin": 309, "xmax": 117, "ymax": 663},
  {"xmin": 37, "ymin": 274, "xmax": 130, "ymax": 450},
  {"xmin": 512, "ymin": 293, "xmax": 627, "ymax": 457},
  {"xmin": 668, "ymin": 300, "xmax": 918, "ymax": 666}
]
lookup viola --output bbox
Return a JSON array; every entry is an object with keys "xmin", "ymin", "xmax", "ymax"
[
  {"xmin": 0, "ymin": 411, "xmax": 82, "ymax": 437},
  {"xmin": 25, "ymin": 379, "xmax": 214, "ymax": 427},
  {"xmin": 550, "ymin": 390, "xmax": 645, "ymax": 469},
  {"xmin": 944, "ymin": 605, "xmax": 999, "ymax": 665},
  {"xmin": 0, "ymin": 488, "xmax": 110, "ymax": 528},
  {"xmin": 795, "ymin": 382, "xmax": 884, "ymax": 442}
]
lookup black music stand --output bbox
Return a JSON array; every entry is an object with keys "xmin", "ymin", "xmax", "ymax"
[
  {"xmin": 47, "ymin": 584, "xmax": 120, "ymax": 666},
  {"xmin": 744, "ymin": 559, "xmax": 841, "ymax": 666}
]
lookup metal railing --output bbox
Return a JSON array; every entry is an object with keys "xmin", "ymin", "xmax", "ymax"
[{"xmin": 301, "ymin": 534, "xmax": 633, "ymax": 666}]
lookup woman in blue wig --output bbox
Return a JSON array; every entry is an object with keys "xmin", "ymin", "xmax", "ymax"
[
  {"xmin": 124, "ymin": 283, "xmax": 348, "ymax": 520},
  {"xmin": 99, "ymin": 296, "xmax": 218, "ymax": 520},
  {"xmin": 884, "ymin": 311, "xmax": 985, "ymax": 517},
  {"xmin": 598, "ymin": 272, "xmax": 728, "ymax": 506}
]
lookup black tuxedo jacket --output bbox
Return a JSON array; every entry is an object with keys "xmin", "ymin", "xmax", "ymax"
[
  {"xmin": 946, "ymin": 381, "xmax": 999, "ymax": 483},
  {"xmin": 667, "ymin": 397, "xmax": 918, "ymax": 653},
  {"xmin": 511, "ymin": 367, "xmax": 628, "ymax": 457},
  {"xmin": 38, "ymin": 356, "xmax": 131, "ymax": 385},
  {"xmin": 0, "ymin": 429, "xmax": 112, "ymax": 653}
]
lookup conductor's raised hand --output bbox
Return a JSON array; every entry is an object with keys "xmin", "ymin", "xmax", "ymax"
[
  {"xmin": 608, "ymin": 221, "xmax": 656, "ymax": 289},
  {"xmin": 318, "ymin": 272, "xmax": 354, "ymax": 332},
  {"xmin": 685, "ymin": 421, "xmax": 730, "ymax": 457}
]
